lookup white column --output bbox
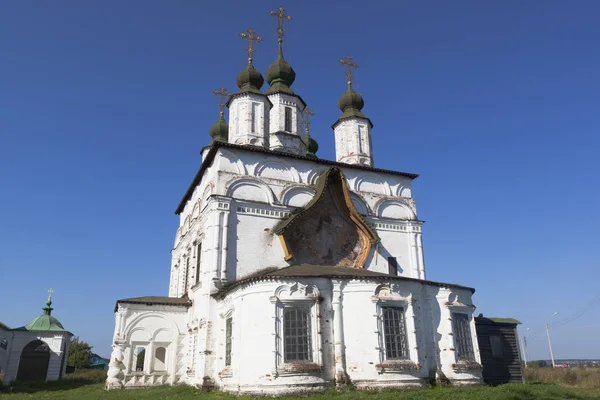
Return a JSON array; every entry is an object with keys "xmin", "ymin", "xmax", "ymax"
[
  {"xmin": 331, "ymin": 280, "xmax": 347, "ymax": 384},
  {"xmin": 416, "ymin": 232, "xmax": 425, "ymax": 279},
  {"xmin": 211, "ymin": 210, "xmax": 222, "ymax": 280},
  {"xmin": 220, "ymin": 211, "xmax": 229, "ymax": 281}
]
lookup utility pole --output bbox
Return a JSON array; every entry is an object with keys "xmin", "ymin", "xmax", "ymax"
[
  {"xmin": 520, "ymin": 335, "xmax": 528, "ymax": 368},
  {"xmin": 545, "ymin": 322, "xmax": 556, "ymax": 368}
]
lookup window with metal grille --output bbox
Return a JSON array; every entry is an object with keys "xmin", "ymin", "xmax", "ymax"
[
  {"xmin": 195, "ymin": 243, "xmax": 202, "ymax": 285},
  {"xmin": 452, "ymin": 313, "xmax": 475, "ymax": 360},
  {"xmin": 388, "ymin": 257, "xmax": 398, "ymax": 276},
  {"xmin": 225, "ymin": 317, "xmax": 232, "ymax": 366},
  {"xmin": 382, "ymin": 306, "xmax": 409, "ymax": 359},
  {"xmin": 284, "ymin": 106, "xmax": 292, "ymax": 132},
  {"xmin": 183, "ymin": 257, "xmax": 189, "ymax": 291},
  {"xmin": 283, "ymin": 308, "xmax": 312, "ymax": 362}
]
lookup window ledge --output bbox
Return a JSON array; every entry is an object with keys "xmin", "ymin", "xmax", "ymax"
[
  {"xmin": 451, "ymin": 360, "xmax": 482, "ymax": 372},
  {"xmin": 277, "ymin": 362, "xmax": 322, "ymax": 375},
  {"xmin": 218, "ymin": 367, "xmax": 233, "ymax": 378},
  {"xmin": 375, "ymin": 360, "xmax": 420, "ymax": 372}
]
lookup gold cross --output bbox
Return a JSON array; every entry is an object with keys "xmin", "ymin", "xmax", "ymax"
[
  {"xmin": 269, "ymin": 6, "xmax": 292, "ymax": 42},
  {"xmin": 239, "ymin": 28, "xmax": 262, "ymax": 64},
  {"xmin": 213, "ymin": 87, "xmax": 231, "ymax": 116},
  {"xmin": 339, "ymin": 55, "xmax": 359, "ymax": 88},
  {"xmin": 47, "ymin": 288, "xmax": 54, "ymax": 302},
  {"xmin": 303, "ymin": 107, "xmax": 315, "ymax": 137}
]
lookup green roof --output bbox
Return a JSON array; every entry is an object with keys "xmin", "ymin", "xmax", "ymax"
[{"xmin": 15, "ymin": 300, "xmax": 70, "ymax": 334}]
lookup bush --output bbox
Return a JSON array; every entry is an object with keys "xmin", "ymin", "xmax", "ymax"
[
  {"xmin": 525, "ymin": 367, "xmax": 600, "ymax": 389},
  {"xmin": 64, "ymin": 368, "xmax": 107, "ymax": 383}
]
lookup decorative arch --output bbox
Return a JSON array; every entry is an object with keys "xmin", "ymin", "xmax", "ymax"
[
  {"xmin": 395, "ymin": 183, "xmax": 411, "ymax": 198},
  {"xmin": 124, "ymin": 312, "xmax": 180, "ymax": 342},
  {"xmin": 255, "ymin": 160, "xmax": 300, "ymax": 183},
  {"xmin": 201, "ymin": 184, "xmax": 212, "ymax": 210},
  {"xmin": 307, "ymin": 168, "xmax": 326, "ymax": 186},
  {"xmin": 281, "ymin": 186, "xmax": 316, "ymax": 207},
  {"xmin": 225, "ymin": 177, "xmax": 276, "ymax": 204},
  {"xmin": 355, "ymin": 175, "xmax": 392, "ymax": 196},
  {"xmin": 350, "ymin": 192, "xmax": 370, "ymax": 215},
  {"xmin": 218, "ymin": 150, "xmax": 247, "ymax": 175},
  {"xmin": 376, "ymin": 199, "xmax": 416, "ymax": 220},
  {"xmin": 191, "ymin": 201, "xmax": 200, "ymax": 220}
]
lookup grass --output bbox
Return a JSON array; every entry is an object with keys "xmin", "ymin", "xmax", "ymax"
[
  {"xmin": 1, "ymin": 368, "xmax": 600, "ymax": 400},
  {"xmin": 525, "ymin": 367, "xmax": 600, "ymax": 389}
]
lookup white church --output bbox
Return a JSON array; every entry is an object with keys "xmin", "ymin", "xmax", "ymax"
[{"xmin": 106, "ymin": 7, "xmax": 483, "ymax": 393}]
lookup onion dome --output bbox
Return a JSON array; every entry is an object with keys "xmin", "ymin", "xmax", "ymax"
[
  {"xmin": 236, "ymin": 64, "xmax": 264, "ymax": 95},
  {"xmin": 305, "ymin": 134, "xmax": 319, "ymax": 158},
  {"xmin": 209, "ymin": 114, "xmax": 229, "ymax": 142},
  {"xmin": 338, "ymin": 87, "xmax": 366, "ymax": 119},
  {"xmin": 21, "ymin": 300, "xmax": 67, "ymax": 332},
  {"xmin": 266, "ymin": 45, "xmax": 296, "ymax": 95}
]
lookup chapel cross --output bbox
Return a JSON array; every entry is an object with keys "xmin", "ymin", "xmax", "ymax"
[
  {"xmin": 213, "ymin": 87, "xmax": 231, "ymax": 116},
  {"xmin": 47, "ymin": 288, "xmax": 54, "ymax": 302},
  {"xmin": 303, "ymin": 107, "xmax": 315, "ymax": 137},
  {"xmin": 269, "ymin": 6, "xmax": 292, "ymax": 43},
  {"xmin": 239, "ymin": 28, "xmax": 262, "ymax": 64},
  {"xmin": 339, "ymin": 55, "xmax": 359, "ymax": 88}
]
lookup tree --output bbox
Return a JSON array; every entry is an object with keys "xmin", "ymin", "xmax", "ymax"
[{"xmin": 67, "ymin": 337, "xmax": 93, "ymax": 370}]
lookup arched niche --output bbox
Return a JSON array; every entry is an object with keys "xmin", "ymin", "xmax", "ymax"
[
  {"xmin": 350, "ymin": 193, "xmax": 370, "ymax": 215},
  {"xmin": 377, "ymin": 200, "xmax": 415, "ymax": 220},
  {"xmin": 356, "ymin": 175, "xmax": 391, "ymax": 196},
  {"xmin": 226, "ymin": 178, "xmax": 276, "ymax": 204},
  {"xmin": 255, "ymin": 160, "xmax": 300, "ymax": 183},
  {"xmin": 281, "ymin": 186, "xmax": 315, "ymax": 207}
]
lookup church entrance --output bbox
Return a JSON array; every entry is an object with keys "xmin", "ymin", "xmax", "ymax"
[{"xmin": 16, "ymin": 340, "xmax": 50, "ymax": 382}]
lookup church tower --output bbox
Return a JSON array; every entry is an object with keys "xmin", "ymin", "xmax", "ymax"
[
  {"xmin": 226, "ymin": 29, "xmax": 271, "ymax": 148},
  {"xmin": 332, "ymin": 56, "xmax": 374, "ymax": 167},
  {"xmin": 265, "ymin": 7, "xmax": 309, "ymax": 156}
]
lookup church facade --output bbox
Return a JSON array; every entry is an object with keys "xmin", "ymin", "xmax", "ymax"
[{"xmin": 106, "ymin": 7, "xmax": 483, "ymax": 393}]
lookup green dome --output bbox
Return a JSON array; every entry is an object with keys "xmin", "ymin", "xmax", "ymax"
[
  {"xmin": 266, "ymin": 54, "xmax": 296, "ymax": 95},
  {"xmin": 236, "ymin": 64, "xmax": 264, "ymax": 94},
  {"xmin": 305, "ymin": 134, "xmax": 319, "ymax": 158},
  {"xmin": 22, "ymin": 301, "xmax": 67, "ymax": 332},
  {"xmin": 338, "ymin": 87, "xmax": 365, "ymax": 119},
  {"xmin": 209, "ymin": 114, "xmax": 229, "ymax": 142}
]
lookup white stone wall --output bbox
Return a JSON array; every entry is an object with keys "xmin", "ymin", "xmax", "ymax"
[
  {"xmin": 228, "ymin": 93, "xmax": 271, "ymax": 148},
  {"xmin": 206, "ymin": 278, "xmax": 480, "ymax": 394},
  {"xmin": 108, "ymin": 303, "xmax": 188, "ymax": 388},
  {"xmin": 1, "ymin": 331, "xmax": 70, "ymax": 384},
  {"xmin": 268, "ymin": 93, "xmax": 306, "ymax": 155},
  {"xmin": 333, "ymin": 117, "xmax": 374, "ymax": 167}
]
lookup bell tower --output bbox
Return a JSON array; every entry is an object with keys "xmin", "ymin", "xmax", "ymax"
[{"xmin": 332, "ymin": 56, "xmax": 374, "ymax": 167}]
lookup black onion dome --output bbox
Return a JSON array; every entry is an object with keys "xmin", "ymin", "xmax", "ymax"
[
  {"xmin": 305, "ymin": 134, "xmax": 319, "ymax": 158},
  {"xmin": 266, "ymin": 51, "xmax": 296, "ymax": 95},
  {"xmin": 338, "ymin": 87, "xmax": 365, "ymax": 119},
  {"xmin": 209, "ymin": 114, "xmax": 229, "ymax": 142},
  {"xmin": 236, "ymin": 64, "xmax": 264, "ymax": 94}
]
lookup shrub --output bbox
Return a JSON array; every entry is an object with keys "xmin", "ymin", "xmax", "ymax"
[{"xmin": 64, "ymin": 368, "xmax": 107, "ymax": 383}]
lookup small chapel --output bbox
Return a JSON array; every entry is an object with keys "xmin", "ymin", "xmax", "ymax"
[
  {"xmin": 0, "ymin": 291, "xmax": 72, "ymax": 384},
  {"xmin": 106, "ymin": 7, "xmax": 484, "ymax": 393}
]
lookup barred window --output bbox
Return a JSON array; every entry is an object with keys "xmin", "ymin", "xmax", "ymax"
[
  {"xmin": 284, "ymin": 106, "xmax": 292, "ymax": 132},
  {"xmin": 452, "ymin": 313, "xmax": 475, "ymax": 360},
  {"xmin": 382, "ymin": 307, "xmax": 409, "ymax": 359},
  {"xmin": 195, "ymin": 243, "xmax": 202, "ymax": 285},
  {"xmin": 225, "ymin": 317, "xmax": 232, "ymax": 366},
  {"xmin": 283, "ymin": 308, "xmax": 312, "ymax": 362}
]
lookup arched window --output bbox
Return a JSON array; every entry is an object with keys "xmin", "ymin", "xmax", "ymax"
[{"xmin": 154, "ymin": 347, "xmax": 166, "ymax": 371}]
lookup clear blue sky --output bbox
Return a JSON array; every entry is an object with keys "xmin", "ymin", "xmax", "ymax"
[{"xmin": 1, "ymin": 1, "xmax": 599, "ymax": 361}]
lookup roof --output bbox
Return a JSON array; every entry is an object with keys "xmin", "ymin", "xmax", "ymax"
[
  {"xmin": 115, "ymin": 296, "xmax": 192, "ymax": 312},
  {"xmin": 0, "ymin": 321, "xmax": 10, "ymax": 330},
  {"xmin": 14, "ymin": 300, "xmax": 71, "ymax": 334},
  {"xmin": 175, "ymin": 141, "xmax": 419, "ymax": 215},
  {"xmin": 214, "ymin": 264, "xmax": 476, "ymax": 299},
  {"xmin": 476, "ymin": 316, "xmax": 522, "ymax": 325}
]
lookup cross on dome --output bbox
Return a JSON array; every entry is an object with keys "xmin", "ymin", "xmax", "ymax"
[
  {"xmin": 239, "ymin": 28, "xmax": 262, "ymax": 65},
  {"xmin": 339, "ymin": 55, "xmax": 359, "ymax": 88}
]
